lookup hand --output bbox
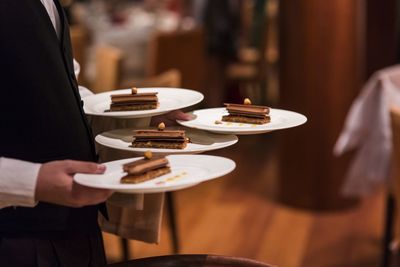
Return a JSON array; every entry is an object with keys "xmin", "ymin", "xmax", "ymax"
[
  {"xmin": 150, "ymin": 110, "xmax": 195, "ymax": 126},
  {"xmin": 35, "ymin": 160, "xmax": 113, "ymax": 208}
]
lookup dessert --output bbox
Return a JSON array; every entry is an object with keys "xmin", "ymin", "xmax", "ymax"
[
  {"xmin": 121, "ymin": 151, "xmax": 171, "ymax": 184},
  {"xmin": 222, "ymin": 98, "xmax": 270, "ymax": 124},
  {"xmin": 131, "ymin": 122, "xmax": 189, "ymax": 149},
  {"xmin": 109, "ymin": 87, "xmax": 159, "ymax": 111}
]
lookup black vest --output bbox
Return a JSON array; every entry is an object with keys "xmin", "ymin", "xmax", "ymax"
[{"xmin": 0, "ymin": 0, "xmax": 101, "ymax": 237}]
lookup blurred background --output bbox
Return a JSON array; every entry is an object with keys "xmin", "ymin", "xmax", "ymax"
[{"xmin": 62, "ymin": 0, "xmax": 399, "ymax": 266}]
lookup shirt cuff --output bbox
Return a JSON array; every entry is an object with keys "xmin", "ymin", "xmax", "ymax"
[
  {"xmin": 73, "ymin": 58, "xmax": 81, "ymax": 78},
  {"xmin": 0, "ymin": 158, "xmax": 41, "ymax": 208}
]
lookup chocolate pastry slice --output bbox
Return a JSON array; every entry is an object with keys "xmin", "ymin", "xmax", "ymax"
[
  {"xmin": 109, "ymin": 87, "xmax": 159, "ymax": 111},
  {"xmin": 121, "ymin": 151, "xmax": 171, "ymax": 184},
  {"xmin": 221, "ymin": 98, "xmax": 270, "ymax": 125},
  {"xmin": 131, "ymin": 123, "xmax": 189, "ymax": 149}
]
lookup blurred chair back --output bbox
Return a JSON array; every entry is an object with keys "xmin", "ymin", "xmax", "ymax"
[
  {"xmin": 226, "ymin": 0, "xmax": 279, "ymax": 105},
  {"xmin": 93, "ymin": 46, "xmax": 123, "ymax": 94},
  {"xmin": 70, "ymin": 25, "xmax": 89, "ymax": 85},
  {"xmin": 387, "ymin": 107, "xmax": 400, "ymax": 267},
  {"xmin": 147, "ymin": 28, "xmax": 206, "ymax": 93},
  {"xmin": 108, "ymin": 254, "xmax": 275, "ymax": 267},
  {"xmin": 122, "ymin": 69, "xmax": 182, "ymax": 89},
  {"xmin": 390, "ymin": 107, "xmax": 400, "ymax": 244}
]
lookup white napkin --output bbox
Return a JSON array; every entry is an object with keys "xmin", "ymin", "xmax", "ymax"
[{"xmin": 334, "ymin": 65, "xmax": 400, "ymax": 196}]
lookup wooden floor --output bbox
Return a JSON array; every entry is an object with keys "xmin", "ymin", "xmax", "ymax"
[{"xmin": 103, "ymin": 133, "xmax": 386, "ymax": 267}]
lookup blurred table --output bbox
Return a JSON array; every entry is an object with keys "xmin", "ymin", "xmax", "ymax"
[{"xmin": 74, "ymin": 3, "xmax": 180, "ymax": 84}]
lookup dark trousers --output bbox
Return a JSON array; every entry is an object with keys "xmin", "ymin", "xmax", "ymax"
[{"xmin": 0, "ymin": 231, "xmax": 107, "ymax": 267}]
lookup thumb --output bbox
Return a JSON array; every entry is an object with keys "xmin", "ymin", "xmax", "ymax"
[{"xmin": 63, "ymin": 160, "xmax": 106, "ymax": 174}]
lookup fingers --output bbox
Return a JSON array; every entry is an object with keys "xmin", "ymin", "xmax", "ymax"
[
  {"xmin": 35, "ymin": 160, "xmax": 111, "ymax": 208},
  {"xmin": 170, "ymin": 110, "xmax": 195, "ymax": 121},
  {"xmin": 151, "ymin": 110, "xmax": 195, "ymax": 126},
  {"xmin": 70, "ymin": 183, "xmax": 113, "ymax": 207},
  {"xmin": 63, "ymin": 160, "xmax": 106, "ymax": 175}
]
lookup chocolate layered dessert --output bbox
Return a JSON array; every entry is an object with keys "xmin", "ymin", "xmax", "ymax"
[
  {"xmin": 109, "ymin": 87, "xmax": 159, "ymax": 111},
  {"xmin": 131, "ymin": 122, "xmax": 189, "ymax": 149},
  {"xmin": 222, "ymin": 98, "xmax": 270, "ymax": 124},
  {"xmin": 121, "ymin": 151, "xmax": 171, "ymax": 184}
]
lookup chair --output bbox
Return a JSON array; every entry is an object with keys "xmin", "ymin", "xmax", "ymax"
[
  {"xmin": 146, "ymin": 27, "xmax": 206, "ymax": 94},
  {"xmin": 118, "ymin": 190, "xmax": 181, "ymax": 260},
  {"xmin": 385, "ymin": 107, "xmax": 400, "ymax": 266},
  {"xmin": 93, "ymin": 45, "xmax": 182, "ymax": 92},
  {"xmin": 92, "ymin": 45, "xmax": 123, "ymax": 93},
  {"xmin": 225, "ymin": 0, "xmax": 278, "ymax": 105},
  {"xmin": 121, "ymin": 69, "xmax": 182, "ymax": 89},
  {"xmin": 70, "ymin": 25, "xmax": 89, "ymax": 85},
  {"xmin": 108, "ymin": 254, "xmax": 275, "ymax": 267}
]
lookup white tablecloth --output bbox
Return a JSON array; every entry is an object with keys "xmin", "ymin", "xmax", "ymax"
[{"xmin": 334, "ymin": 65, "xmax": 400, "ymax": 196}]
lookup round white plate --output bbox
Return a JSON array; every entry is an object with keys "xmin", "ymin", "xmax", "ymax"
[
  {"xmin": 177, "ymin": 107, "xmax": 307, "ymax": 135},
  {"xmin": 74, "ymin": 155, "xmax": 236, "ymax": 193},
  {"xmin": 95, "ymin": 127, "xmax": 238, "ymax": 155},
  {"xmin": 82, "ymin": 87, "xmax": 204, "ymax": 119}
]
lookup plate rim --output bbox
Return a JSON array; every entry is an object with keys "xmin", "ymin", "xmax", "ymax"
[
  {"xmin": 74, "ymin": 154, "xmax": 236, "ymax": 193},
  {"xmin": 94, "ymin": 127, "xmax": 239, "ymax": 155},
  {"xmin": 176, "ymin": 107, "xmax": 307, "ymax": 135},
  {"xmin": 83, "ymin": 87, "xmax": 204, "ymax": 118}
]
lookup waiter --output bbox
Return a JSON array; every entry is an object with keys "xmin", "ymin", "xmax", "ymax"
[{"xmin": 0, "ymin": 0, "xmax": 113, "ymax": 266}]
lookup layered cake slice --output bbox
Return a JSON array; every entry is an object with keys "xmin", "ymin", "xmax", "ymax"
[
  {"xmin": 131, "ymin": 122, "xmax": 189, "ymax": 149},
  {"xmin": 222, "ymin": 98, "xmax": 270, "ymax": 124},
  {"xmin": 121, "ymin": 151, "xmax": 171, "ymax": 184},
  {"xmin": 109, "ymin": 87, "xmax": 159, "ymax": 111}
]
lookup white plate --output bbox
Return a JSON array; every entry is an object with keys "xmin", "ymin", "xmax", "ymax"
[
  {"xmin": 95, "ymin": 127, "xmax": 238, "ymax": 155},
  {"xmin": 82, "ymin": 87, "xmax": 204, "ymax": 119},
  {"xmin": 74, "ymin": 155, "xmax": 236, "ymax": 193},
  {"xmin": 177, "ymin": 107, "xmax": 307, "ymax": 135}
]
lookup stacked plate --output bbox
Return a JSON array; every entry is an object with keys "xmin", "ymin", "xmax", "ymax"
[{"xmin": 75, "ymin": 87, "xmax": 306, "ymax": 193}]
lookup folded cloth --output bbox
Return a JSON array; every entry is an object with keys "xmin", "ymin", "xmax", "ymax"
[
  {"xmin": 87, "ymin": 103, "xmax": 164, "ymax": 244},
  {"xmin": 334, "ymin": 65, "xmax": 400, "ymax": 196},
  {"xmin": 78, "ymin": 85, "xmax": 93, "ymax": 98},
  {"xmin": 99, "ymin": 193, "xmax": 164, "ymax": 244}
]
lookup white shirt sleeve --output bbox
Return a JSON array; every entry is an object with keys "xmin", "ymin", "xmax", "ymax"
[
  {"xmin": 0, "ymin": 3, "xmax": 80, "ymax": 209},
  {"xmin": 0, "ymin": 158, "xmax": 41, "ymax": 208}
]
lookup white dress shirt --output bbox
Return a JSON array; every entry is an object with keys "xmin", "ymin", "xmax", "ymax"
[
  {"xmin": 40, "ymin": 0, "xmax": 62, "ymax": 39},
  {"xmin": 0, "ymin": 0, "xmax": 78, "ymax": 208}
]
